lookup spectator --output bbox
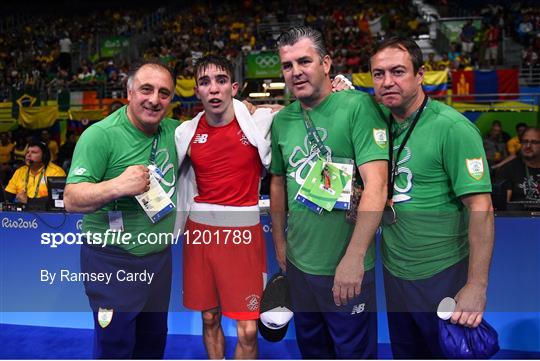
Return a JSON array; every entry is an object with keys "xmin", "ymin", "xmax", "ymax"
[
  {"xmin": 496, "ymin": 127, "xmax": 540, "ymax": 205},
  {"xmin": 447, "ymin": 42, "xmax": 461, "ymax": 68},
  {"xmin": 40, "ymin": 130, "xmax": 59, "ymax": 163},
  {"xmin": 493, "ymin": 120, "xmax": 511, "ymax": 142},
  {"xmin": 484, "ymin": 121, "xmax": 508, "ymax": 168},
  {"xmin": 423, "ymin": 52, "xmax": 438, "ymax": 71},
  {"xmin": 522, "ymin": 45, "xmax": 539, "ymax": 68},
  {"xmin": 460, "ymin": 20, "xmax": 477, "ymax": 56},
  {"xmin": 4, "ymin": 140, "xmax": 66, "ymax": 204},
  {"xmin": 57, "ymin": 131, "xmax": 77, "ymax": 172},
  {"xmin": 437, "ymin": 53, "xmax": 452, "ymax": 70},
  {"xmin": 484, "ymin": 22, "xmax": 501, "ymax": 67},
  {"xmin": 104, "ymin": 60, "xmax": 119, "ymax": 79},
  {"xmin": 58, "ymin": 32, "xmax": 72, "ymax": 72},
  {"xmin": 517, "ymin": 14, "xmax": 534, "ymax": 46},
  {"xmin": 0, "ymin": 132, "xmax": 15, "ymax": 186},
  {"xmin": 507, "ymin": 122, "xmax": 529, "ymax": 156},
  {"xmin": 456, "ymin": 53, "xmax": 474, "ymax": 70},
  {"xmin": 12, "ymin": 131, "xmax": 32, "ymax": 168},
  {"xmin": 492, "ymin": 122, "xmax": 529, "ymax": 171}
]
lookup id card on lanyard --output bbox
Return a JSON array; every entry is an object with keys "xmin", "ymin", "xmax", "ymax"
[
  {"xmin": 134, "ymin": 129, "xmax": 175, "ymax": 223},
  {"xmin": 294, "ymin": 109, "xmax": 354, "ymax": 213},
  {"xmin": 123, "ymin": 129, "xmax": 175, "ymax": 223}
]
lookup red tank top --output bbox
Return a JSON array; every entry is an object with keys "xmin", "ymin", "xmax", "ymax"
[{"xmin": 190, "ymin": 115, "xmax": 262, "ymax": 206}]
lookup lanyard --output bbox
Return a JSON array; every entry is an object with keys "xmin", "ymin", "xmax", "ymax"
[
  {"xmin": 25, "ymin": 166, "xmax": 45, "ymax": 198},
  {"xmin": 387, "ymin": 95, "xmax": 428, "ymax": 200},
  {"xmin": 302, "ymin": 109, "xmax": 329, "ymax": 159},
  {"xmin": 148, "ymin": 129, "xmax": 161, "ymax": 165}
]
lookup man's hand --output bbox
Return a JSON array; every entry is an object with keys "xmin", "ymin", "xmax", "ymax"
[
  {"xmin": 16, "ymin": 189, "xmax": 28, "ymax": 204},
  {"xmin": 451, "ymin": 283, "xmax": 487, "ymax": 328},
  {"xmin": 274, "ymin": 238, "xmax": 287, "ymax": 272},
  {"xmin": 333, "ymin": 253, "xmax": 364, "ymax": 306},
  {"xmin": 332, "ymin": 74, "xmax": 354, "ymax": 92},
  {"xmin": 114, "ymin": 165, "xmax": 150, "ymax": 197},
  {"xmin": 242, "ymin": 100, "xmax": 283, "ymax": 114},
  {"xmin": 331, "ymin": 160, "xmax": 387, "ymax": 307},
  {"xmin": 242, "ymin": 100, "xmax": 257, "ymax": 114},
  {"xmin": 257, "ymin": 103, "xmax": 284, "ymax": 112}
]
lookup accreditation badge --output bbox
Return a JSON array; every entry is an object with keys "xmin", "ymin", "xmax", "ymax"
[
  {"xmin": 330, "ymin": 157, "xmax": 355, "ymax": 210},
  {"xmin": 295, "ymin": 158, "xmax": 352, "ymax": 213},
  {"xmin": 134, "ymin": 170, "xmax": 175, "ymax": 223},
  {"xmin": 108, "ymin": 211, "xmax": 124, "ymax": 231}
]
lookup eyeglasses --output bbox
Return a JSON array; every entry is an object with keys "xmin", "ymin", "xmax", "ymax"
[{"xmin": 521, "ymin": 140, "xmax": 540, "ymax": 146}]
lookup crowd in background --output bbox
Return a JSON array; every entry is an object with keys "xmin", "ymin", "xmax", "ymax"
[
  {"xmin": 1, "ymin": 0, "xmax": 538, "ymax": 101},
  {"xmin": 0, "ymin": 9, "xmax": 151, "ymax": 101},
  {"xmin": 0, "ymin": 0, "xmax": 428, "ymax": 100},
  {"xmin": 1, "ymin": 0, "xmax": 539, "ymax": 208},
  {"xmin": 435, "ymin": 0, "xmax": 540, "ymax": 69},
  {"xmin": 146, "ymin": 1, "xmax": 427, "ymax": 75}
]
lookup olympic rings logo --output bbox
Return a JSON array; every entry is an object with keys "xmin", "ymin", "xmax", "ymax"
[{"xmin": 255, "ymin": 54, "xmax": 279, "ymax": 68}]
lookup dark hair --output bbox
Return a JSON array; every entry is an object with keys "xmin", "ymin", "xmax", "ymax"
[
  {"xmin": 276, "ymin": 26, "xmax": 328, "ymax": 60},
  {"xmin": 28, "ymin": 139, "xmax": 51, "ymax": 166},
  {"xmin": 370, "ymin": 36, "xmax": 424, "ymax": 74},
  {"xmin": 516, "ymin": 122, "xmax": 528, "ymax": 130},
  {"xmin": 127, "ymin": 60, "xmax": 175, "ymax": 90},
  {"xmin": 194, "ymin": 55, "xmax": 235, "ymax": 84}
]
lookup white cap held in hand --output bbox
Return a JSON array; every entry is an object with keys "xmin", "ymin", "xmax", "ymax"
[{"xmin": 437, "ymin": 297, "xmax": 456, "ymax": 320}]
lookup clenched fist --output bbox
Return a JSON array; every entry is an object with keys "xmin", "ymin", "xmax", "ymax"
[{"xmin": 114, "ymin": 165, "xmax": 150, "ymax": 197}]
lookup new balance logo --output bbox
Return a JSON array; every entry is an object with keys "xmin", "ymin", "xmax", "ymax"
[
  {"xmin": 73, "ymin": 167, "xmax": 87, "ymax": 176},
  {"xmin": 351, "ymin": 303, "xmax": 365, "ymax": 315},
  {"xmin": 193, "ymin": 134, "xmax": 208, "ymax": 144}
]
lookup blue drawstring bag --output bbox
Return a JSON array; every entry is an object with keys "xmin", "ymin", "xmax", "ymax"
[
  {"xmin": 437, "ymin": 297, "xmax": 500, "ymax": 359},
  {"xmin": 439, "ymin": 318, "xmax": 500, "ymax": 359}
]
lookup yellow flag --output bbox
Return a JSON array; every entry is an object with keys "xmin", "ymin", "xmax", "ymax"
[{"xmin": 18, "ymin": 106, "xmax": 59, "ymax": 129}]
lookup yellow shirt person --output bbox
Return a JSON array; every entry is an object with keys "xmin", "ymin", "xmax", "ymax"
[
  {"xmin": 5, "ymin": 163, "xmax": 65, "ymax": 199},
  {"xmin": 4, "ymin": 140, "xmax": 66, "ymax": 203}
]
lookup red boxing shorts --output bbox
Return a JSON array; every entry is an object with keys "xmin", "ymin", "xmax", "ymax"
[{"xmin": 183, "ymin": 218, "xmax": 267, "ymax": 320}]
